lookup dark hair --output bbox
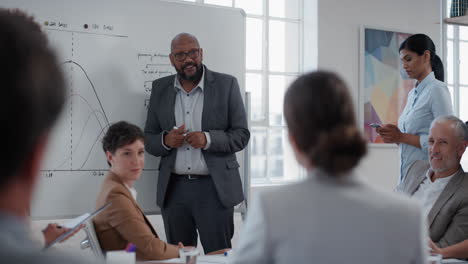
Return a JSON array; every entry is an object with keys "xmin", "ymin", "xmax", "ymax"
[
  {"xmin": 399, "ymin": 34, "xmax": 444, "ymax": 82},
  {"xmin": 0, "ymin": 9, "xmax": 65, "ymax": 188},
  {"xmin": 283, "ymin": 71, "xmax": 367, "ymax": 175},
  {"xmin": 102, "ymin": 121, "xmax": 145, "ymax": 165}
]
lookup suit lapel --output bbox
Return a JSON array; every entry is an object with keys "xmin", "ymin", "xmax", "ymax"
[
  {"xmin": 427, "ymin": 168, "xmax": 465, "ymax": 226},
  {"xmin": 408, "ymin": 173, "xmax": 426, "ymax": 194},
  {"xmin": 134, "ymin": 204, "xmax": 158, "ymax": 237},
  {"xmin": 164, "ymin": 80, "xmax": 177, "ymax": 129},
  {"xmin": 201, "ymin": 66, "xmax": 214, "ymax": 131}
]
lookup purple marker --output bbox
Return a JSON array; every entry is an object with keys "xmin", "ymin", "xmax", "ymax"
[{"xmin": 125, "ymin": 243, "xmax": 136, "ymax": 252}]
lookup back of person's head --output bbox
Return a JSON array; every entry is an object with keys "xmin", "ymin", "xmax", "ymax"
[
  {"xmin": 102, "ymin": 121, "xmax": 145, "ymax": 154},
  {"xmin": 283, "ymin": 71, "xmax": 367, "ymax": 176},
  {"xmin": 0, "ymin": 9, "xmax": 65, "ymax": 189},
  {"xmin": 399, "ymin": 33, "xmax": 444, "ymax": 82}
]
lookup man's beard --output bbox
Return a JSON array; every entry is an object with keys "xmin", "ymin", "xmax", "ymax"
[
  {"xmin": 430, "ymin": 153, "xmax": 459, "ymax": 173},
  {"xmin": 177, "ymin": 62, "xmax": 203, "ymax": 82}
]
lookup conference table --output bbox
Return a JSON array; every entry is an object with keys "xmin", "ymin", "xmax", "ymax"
[
  {"xmin": 139, "ymin": 257, "xmax": 468, "ymax": 264},
  {"xmin": 139, "ymin": 256, "xmax": 468, "ymax": 264},
  {"xmin": 140, "ymin": 253, "xmax": 228, "ymax": 264}
]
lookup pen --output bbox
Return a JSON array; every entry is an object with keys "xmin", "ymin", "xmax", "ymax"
[
  {"xmin": 41, "ymin": 224, "xmax": 62, "ymax": 233},
  {"xmin": 173, "ymin": 126, "xmax": 189, "ymax": 136}
]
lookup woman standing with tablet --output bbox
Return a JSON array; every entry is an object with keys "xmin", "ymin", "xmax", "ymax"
[
  {"xmin": 376, "ymin": 34, "xmax": 453, "ymax": 183},
  {"xmin": 230, "ymin": 71, "xmax": 427, "ymax": 264}
]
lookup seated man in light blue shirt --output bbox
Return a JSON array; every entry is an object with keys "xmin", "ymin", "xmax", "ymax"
[{"xmin": 396, "ymin": 115, "xmax": 468, "ymax": 248}]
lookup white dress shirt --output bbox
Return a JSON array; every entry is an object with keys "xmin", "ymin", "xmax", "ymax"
[
  {"xmin": 164, "ymin": 67, "xmax": 211, "ymax": 175},
  {"xmin": 413, "ymin": 169, "xmax": 456, "ymax": 218},
  {"xmin": 124, "ymin": 183, "xmax": 138, "ymax": 201}
]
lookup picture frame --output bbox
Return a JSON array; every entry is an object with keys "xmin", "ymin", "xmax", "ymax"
[{"xmin": 359, "ymin": 26, "xmax": 415, "ymax": 146}]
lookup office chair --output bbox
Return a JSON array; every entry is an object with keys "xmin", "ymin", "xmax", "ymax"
[{"xmin": 80, "ymin": 220, "xmax": 104, "ymax": 259}]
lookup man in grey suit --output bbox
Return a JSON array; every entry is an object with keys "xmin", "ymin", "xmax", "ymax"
[
  {"xmin": 144, "ymin": 33, "xmax": 250, "ymax": 253},
  {"xmin": 0, "ymin": 9, "xmax": 94, "ymax": 264},
  {"xmin": 396, "ymin": 115, "xmax": 468, "ymax": 248}
]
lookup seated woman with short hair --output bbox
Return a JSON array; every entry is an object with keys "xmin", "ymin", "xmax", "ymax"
[{"xmin": 93, "ymin": 121, "xmax": 180, "ymax": 260}]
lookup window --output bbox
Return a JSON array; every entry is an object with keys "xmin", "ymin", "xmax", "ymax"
[
  {"xmin": 180, "ymin": 0, "xmax": 305, "ymax": 184},
  {"xmin": 444, "ymin": 0, "xmax": 468, "ymax": 170}
]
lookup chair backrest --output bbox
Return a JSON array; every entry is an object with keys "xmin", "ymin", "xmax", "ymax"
[{"xmin": 83, "ymin": 220, "xmax": 104, "ymax": 258}]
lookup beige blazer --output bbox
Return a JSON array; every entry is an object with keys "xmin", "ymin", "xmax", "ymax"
[
  {"xmin": 396, "ymin": 160, "xmax": 468, "ymax": 247},
  {"xmin": 93, "ymin": 172, "xmax": 179, "ymax": 260}
]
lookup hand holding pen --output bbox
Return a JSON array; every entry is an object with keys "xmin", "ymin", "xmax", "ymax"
[
  {"xmin": 164, "ymin": 124, "xmax": 187, "ymax": 148},
  {"xmin": 42, "ymin": 223, "xmax": 84, "ymax": 248}
]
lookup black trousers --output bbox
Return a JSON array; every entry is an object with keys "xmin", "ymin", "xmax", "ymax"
[{"xmin": 161, "ymin": 176, "xmax": 234, "ymax": 254}]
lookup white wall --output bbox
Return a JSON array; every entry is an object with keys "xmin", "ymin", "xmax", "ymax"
[{"xmin": 311, "ymin": 0, "xmax": 441, "ymax": 191}]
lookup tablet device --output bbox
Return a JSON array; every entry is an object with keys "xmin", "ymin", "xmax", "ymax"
[{"xmin": 43, "ymin": 202, "xmax": 112, "ymax": 250}]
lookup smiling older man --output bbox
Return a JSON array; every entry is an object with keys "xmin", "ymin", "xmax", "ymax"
[{"xmin": 396, "ymin": 115, "xmax": 468, "ymax": 248}]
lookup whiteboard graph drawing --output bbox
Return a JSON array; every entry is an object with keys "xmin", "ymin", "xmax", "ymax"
[{"xmin": 42, "ymin": 29, "xmax": 158, "ymax": 172}]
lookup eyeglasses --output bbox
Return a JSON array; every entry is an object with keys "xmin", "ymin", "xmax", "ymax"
[{"xmin": 172, "ymin": 49, "xmax": 200, "ymax": 62}]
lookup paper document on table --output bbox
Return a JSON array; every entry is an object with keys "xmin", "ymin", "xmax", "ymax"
[
  {"xmin": 43, "ymin": 202, "xmax": 111, "ymax": 250},
  {"xmin": 197, "ymin": 254, "xmax": 229, "ymax": 263},
  {"xmin": 63, "ymin": 213, "xmax": 90, "ymax": 228}
]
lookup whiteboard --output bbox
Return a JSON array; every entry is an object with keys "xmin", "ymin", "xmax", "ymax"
[{"xmin": 2, "ymin": 0, "xmax": 246, "ymax": 219}]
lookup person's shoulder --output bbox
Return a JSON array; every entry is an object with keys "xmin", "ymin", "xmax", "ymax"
[
  {"xmin": 456, "ymin": 169, "xmax": 468, "ymax": 193},
  {"xmin": 107, "ymin": 180, "xmax": 129, "ymax": 198},
  {"xmin": 373, "ymin": 187, "xmax": 419, "ymax": 208},
  {"xmin": 102, "ymin": 173, "xmax": 124, "ymax": 190},
  {"xmin": 445, "ymin": 170, "xmax": 468, "ymax": 207},
  {"xmin": 206, "ymin": 67, "xmax": 236, "ymax": 81},
  {"xmin": 354, "ymin": 183, "xmax": 423, "ymax": 224},
  {"xmin": 256, "ymin": 178, "xmax": 319, "ymax": 208},
  {"xmin": 99, "ymin": 173, "xmax": 129, "ymax": 201},
  {"xmin": 428, "ymin": 78, "xmax": 449, "ymax": 92},
  {"xmin": 152, "ymin": 74, "xmax": 176, "ymax": 88},
  {"xmin": 408, "ymin": 160, "xmax": 430, "ymax": 175}
]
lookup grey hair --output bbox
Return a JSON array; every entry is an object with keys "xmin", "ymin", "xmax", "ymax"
[{"xmin": 430, "ymin": 115, "xmax": 468, "ymax": 141}]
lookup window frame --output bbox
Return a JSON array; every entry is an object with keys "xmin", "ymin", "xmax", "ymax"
[{"xmin": 178, "ymin": 0, "xmax": 306, "ymax": 185}]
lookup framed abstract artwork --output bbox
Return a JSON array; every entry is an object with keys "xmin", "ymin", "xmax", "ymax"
[{"xmin": 359, "ymin": 26, "xmax": 415, "ymax": 145}]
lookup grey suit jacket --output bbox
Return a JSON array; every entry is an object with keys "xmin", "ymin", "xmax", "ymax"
[
  {"xmin": 396, "ymin": 160, "xmax": 468, "ymax": 247},
  {"xmin": 230, "ymin": 170, "xmax": 426, "ymax": 264},
  {"xmin": 144, "ymin": 66, "xmax": 250, "ymax": 208}
]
